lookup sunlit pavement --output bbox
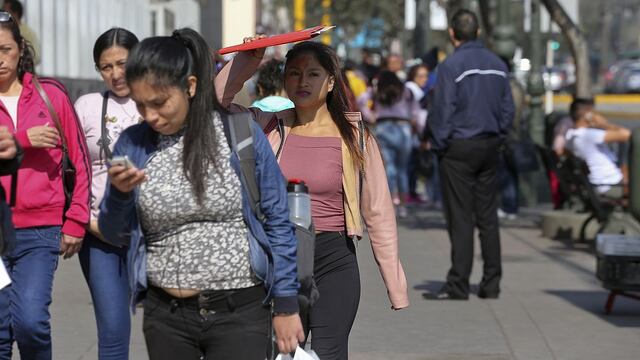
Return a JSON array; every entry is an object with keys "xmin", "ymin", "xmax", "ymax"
[{"xmin": 40, "ymin": 206, "xmax": 640, "ymax": 359}]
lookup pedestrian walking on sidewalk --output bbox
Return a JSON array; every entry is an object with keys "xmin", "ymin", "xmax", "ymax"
[
  {"xmin": 358, "ymin": 70, "xmax": 422, "ymax": 218},
  {"xmin": 0, "ymin": 10, "xmax": 91, "ymax": 359},
  {"xmin": 75, "ymin": 27, "xmax": 140, "ymax": 360},
  {"xmin": 424, "ymin": 9, "xmax": 514, "ymax": 301},
  {"xmin": 217, "ymin": 40, "xmax": 409, "ymax": 360},
  {"xmin": 98, "ymin": 28, "xmax": 303, "ymax": 360}
]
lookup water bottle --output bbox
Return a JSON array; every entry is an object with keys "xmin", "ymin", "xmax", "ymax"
[{"xmin": 287, "ymin": 179, "xmax": 312, "ymax": 229}]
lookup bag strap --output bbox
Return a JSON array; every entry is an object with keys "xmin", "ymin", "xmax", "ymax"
[
  {"xmin": 221, "ymin": 112, "xmax": 264, "ymax": 222},
  {"xmin": 32, "ymin": 77, "xmax": 69, "ymax": 154},
  {"xmin": 275, "ymin": 118, "xmax": 286, "ymax": 160},
  {"xmin": 99, "ymin": 91, "xmax": 112, "ymax": 160},
  {"xmin": 9, "ymin": 173, "xmax": 16, "ymax": 207}
]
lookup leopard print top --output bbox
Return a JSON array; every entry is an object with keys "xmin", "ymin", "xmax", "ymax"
[{"xmin": 138, "ymin": 113, "xmax": 259, "ymax": 290}]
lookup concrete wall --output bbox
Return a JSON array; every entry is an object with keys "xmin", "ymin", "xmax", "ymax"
[{"xmin": 18, "ymin": 0, "xmax": 201, "ymax": 80}]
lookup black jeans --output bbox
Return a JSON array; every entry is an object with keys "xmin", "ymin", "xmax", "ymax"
[
  {"xmin": 302, "ymin": 231, "xmax": 360, "ymax": 360},
  {"xmin": 143, "ymin": 285, "xmax": 270, "ymax": 360},
  {"xmin": 439, "ymin": 137, "xmax": 502, "ymax": 297}
]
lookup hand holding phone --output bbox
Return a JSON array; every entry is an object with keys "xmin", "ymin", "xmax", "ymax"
[
  {"xmin": 107, "ymin": 155, "xmax": 134, "ymax": 169},
  {"xmin": 106, "ymin": 155, "xmax": 146, "ymax": 193}
]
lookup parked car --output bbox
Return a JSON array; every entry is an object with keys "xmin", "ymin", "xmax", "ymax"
[
  {"xmin": 543, "ymin": 66, "xmax": 566, "ymax": 92},
  {"xmin": 604, "ymin": 59, "xmax": 640, "ymax": 93}
]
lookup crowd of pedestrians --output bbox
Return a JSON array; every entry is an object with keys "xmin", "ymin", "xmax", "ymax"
[{"xmin": 0, "ymin": 2, "xmax": 631, "ymax": 359}]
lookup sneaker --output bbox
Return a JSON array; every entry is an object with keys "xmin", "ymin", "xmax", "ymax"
[
  {"xmin": 498, "ymin": 208, "xmax": 517, "ymax": 220},
  {"xmin": 397, "ymin": 205, "xmax": 408, "ymax": 218},
  {"xmin": 406, "ymin": 195, "xmax": 426, "ymax": 205}
]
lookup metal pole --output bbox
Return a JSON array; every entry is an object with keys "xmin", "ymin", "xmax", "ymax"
[
  {"xmin": 528, "ymin": 0, "xmax": 545, "ymax": 147},
  {"xmin": 524, "ymin": 0, "xmax": 548, "ymax": 206},
  {"xmin": 545, "ymin": 40, "xmax": 555, "ymax": 115},
  {"xmin": 493, "ymin": 0, "xmax": 516, "ymax": 61},
  {"xmin": 414, "ymin": 0, "xmax": 430, "ymax": 57},
  {"xmin": 294, "ymin": 0, "xmax": 305, "ymax": 31},
  {"xmin": 321, "ymin": 0, "xmax": 331, "ymax": 45}
]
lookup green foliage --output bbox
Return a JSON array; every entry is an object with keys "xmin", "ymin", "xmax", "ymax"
[{"xmin": 277, "ymin": 0, "xmax": 405, "ymax": 49}]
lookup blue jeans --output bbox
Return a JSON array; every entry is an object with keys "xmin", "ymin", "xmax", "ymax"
[
  {"xmin": 0, "ymin": 226, "xmax": 61, "ymax": 360},
  {"xmin": 79, "ymin": 233, "xmax": 130, "ymax": 360},
  {"xmin": 375, "ymin": 121, "xmax": 413, "ymax": 195}
]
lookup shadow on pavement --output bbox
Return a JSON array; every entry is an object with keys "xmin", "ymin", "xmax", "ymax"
[
  {"xmin": 398, "ymin": 207, "xmax": 448, "ymax": 230},
  {"xmin": 546, "ymin": 290, "xmax": 640, "ymax": 327},
  {"xmin": 413, "ymin": 280, "xmax": 481, "ymax": 297}
]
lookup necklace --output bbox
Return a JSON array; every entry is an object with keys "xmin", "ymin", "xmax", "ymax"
[{"xmin": 108, "ymin": 93, "xmax": 139, "ymax": 122}]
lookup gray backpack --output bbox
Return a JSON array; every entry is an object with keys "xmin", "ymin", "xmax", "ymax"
[{"xmin": 221, "ymin": 112, "xmax": 320, "ymax": 310}]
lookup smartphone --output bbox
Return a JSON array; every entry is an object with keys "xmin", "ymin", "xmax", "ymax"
[{"xmin": 107, "ymin": 155, "xmax": 135, "ymax": 169}]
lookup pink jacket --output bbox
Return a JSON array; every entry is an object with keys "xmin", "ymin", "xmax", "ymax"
[
  {"xmin": 0, "ymin": 73, "xmax": 91, "ymax": 238},
  {"xmin": 216, "ymin": 53, "xmax": 409, "ymax": 309}
]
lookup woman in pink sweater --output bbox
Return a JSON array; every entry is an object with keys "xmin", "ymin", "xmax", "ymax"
[
  {"xmin": 74, "ymin": 28, "xmax": 140, "ymax": 360},
  {"xmin": 217, "ymin": 41, "xmax": 409, "ymax": 360},
  {"xmin": 0, "ymin": 12, "xmax": 91, "ymax": 359}
]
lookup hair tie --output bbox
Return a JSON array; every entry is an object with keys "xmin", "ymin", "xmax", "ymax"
[{"xmin": 172, "ymin": 30, "xmax": 189, "ymax": 47}]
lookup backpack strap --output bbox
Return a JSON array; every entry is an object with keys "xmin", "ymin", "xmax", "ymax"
[
  {"xmin": 221, "ymin": 112, "xmax": 265, "ymax": 222},
  {"xmin": 98, "ymin": 91, "xmax": 112, "ymax": 161},
  {"xmin": 274, "ymin": 118, "xmax": 286, "ymax": 160}
]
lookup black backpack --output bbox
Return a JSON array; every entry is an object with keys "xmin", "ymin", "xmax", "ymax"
[{"xmin": 220, "ymin": 112, "xmax": 320, "ymax": 310}]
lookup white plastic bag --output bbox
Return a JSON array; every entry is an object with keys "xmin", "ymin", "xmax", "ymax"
[
  {"xmin": 274, "ymin": 346, "xmax": 320, "ymax": 360},
  {"xmin": 0, "ymin": 262, "xmax": 10, "ymax": 290}
]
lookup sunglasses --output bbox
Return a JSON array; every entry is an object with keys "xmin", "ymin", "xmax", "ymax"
[{"xmin": 0, "ymin": 11, "xmax": 13, "ymax": 22}]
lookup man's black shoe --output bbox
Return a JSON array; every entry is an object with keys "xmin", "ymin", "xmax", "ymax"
[
  {"xmin": 422, "ymin": 291, "xmax": 468, "ymax": 300},
  {"xmin": 477, "ymin": 290, "xmax": 499, "ymax": 299}
]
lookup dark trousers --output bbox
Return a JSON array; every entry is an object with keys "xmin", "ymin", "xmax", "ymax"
[
  {"xmin": 439, "ymin": 137, "xmax": 502, "ymax": 297},
  {"xmin": 302, "ymin": 232, "xmax": 360, "ymax": 360},
  {"xmin": 143, "ymin": 285, "xmax": 270, "ymax": 360}
]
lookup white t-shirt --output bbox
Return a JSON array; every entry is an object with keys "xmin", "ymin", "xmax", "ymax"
[
  {"xmin": 0, "ymin": 95, "xmax": 19, "ymax": 128},
  {"xmin": 565, "ymin": 127, "xmax": 623, "ymax": 193}
]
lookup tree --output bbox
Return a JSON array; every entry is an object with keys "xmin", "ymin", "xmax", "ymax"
[
  {"xmin": 541, "ymin": 0, "xmax": 592, "ymax": 98},
  {"xmin": 274, "ymin": 0, "xmax": 405, "ymax": 51}
]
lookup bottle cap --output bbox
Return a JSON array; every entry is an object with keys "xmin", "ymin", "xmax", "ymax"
[{"xmin": 287, "ymin": 179, "xmax": 309, "ymax": 193}]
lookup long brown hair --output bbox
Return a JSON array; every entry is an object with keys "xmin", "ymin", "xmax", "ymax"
[
  {"xmin": 0, "ymin": 11, "xmax": 35, "ymax": 81},
  {"xmin": 285, "ymin": 41, "xmax": 366, "ymax": 171}
]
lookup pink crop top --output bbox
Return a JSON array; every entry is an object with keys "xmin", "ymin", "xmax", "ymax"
[{"xmin": 279, "ymin": 134, "xmax": 345, "ymax": 232}]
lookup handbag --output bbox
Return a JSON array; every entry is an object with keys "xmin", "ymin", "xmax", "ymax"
[
  {"xmin": 415, "ymin": 147, "xmax": 434, "ymax": 177},
  {"xmin": 505, "ymin": 138, "xmax": 539, "ymax": 173},
  {"xmin": 32, "ymin": 77, "xmax": 76, "ymax": 212}
]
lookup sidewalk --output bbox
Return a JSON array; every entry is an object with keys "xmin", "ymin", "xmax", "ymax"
[{"xmin": 40, "ymin": 207, "xmax": 640, "ymax": 359}]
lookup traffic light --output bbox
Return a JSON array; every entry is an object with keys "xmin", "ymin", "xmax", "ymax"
[{"xmin": 550, "ymin": 40, "xmax": 560, "ymax": 51}]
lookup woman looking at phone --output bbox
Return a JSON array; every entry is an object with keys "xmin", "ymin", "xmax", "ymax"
[{"xmin": 98, "ymin": 28, "xmax": 303, "ymax": 359}]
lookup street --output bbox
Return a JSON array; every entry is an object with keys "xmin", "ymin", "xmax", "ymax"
[{"xmin": 39, "ymin": 207, "xmax": 640, "ymax": 360}]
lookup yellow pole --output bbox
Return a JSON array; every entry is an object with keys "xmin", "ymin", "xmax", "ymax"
[
  {"xmin": 294, "ymin": 0, "xmax": 305, "ymax": 31},
  {"xmin": 321, "ymin": 0, "xmax": 331, "ymax": 45}
]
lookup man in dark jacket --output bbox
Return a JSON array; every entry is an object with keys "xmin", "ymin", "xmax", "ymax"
[
  {"xmin": 0, "ymin": 126, "xmax": 22, "ymax": 256},
  {"xmin": 424, "ymin": 9, "xmax": 514, "ymax": 300}
]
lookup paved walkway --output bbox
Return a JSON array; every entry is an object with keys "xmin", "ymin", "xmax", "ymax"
[{"xmin": 25, "ymin": 207, "xmax": 640, "ymax": 359}]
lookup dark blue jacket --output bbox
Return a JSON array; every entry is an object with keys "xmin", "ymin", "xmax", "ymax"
[
  {"xmin": 426, "ymin": 40, "xmax": 515, "ymax": 151},
  {"xmin": 98, "ymin": 118, "xmax": 299, "ymax": 314}
]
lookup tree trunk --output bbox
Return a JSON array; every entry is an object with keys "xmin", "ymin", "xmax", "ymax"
[
  {"xmin": 440, "ymin": 0, "xmax": 466, "ymax": 20},
  {"xmin": 540, "ymin": 0, "xmax": 592, "ymax": 98},
  {"xmin": 478, "ymin": 0, "xmax": 493, "ymax": 40}
]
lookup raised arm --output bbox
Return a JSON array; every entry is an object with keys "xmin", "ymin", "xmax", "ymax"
[{"xmin": 215, "ymin": 52, "xmax": 262, "ymax": 109}]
